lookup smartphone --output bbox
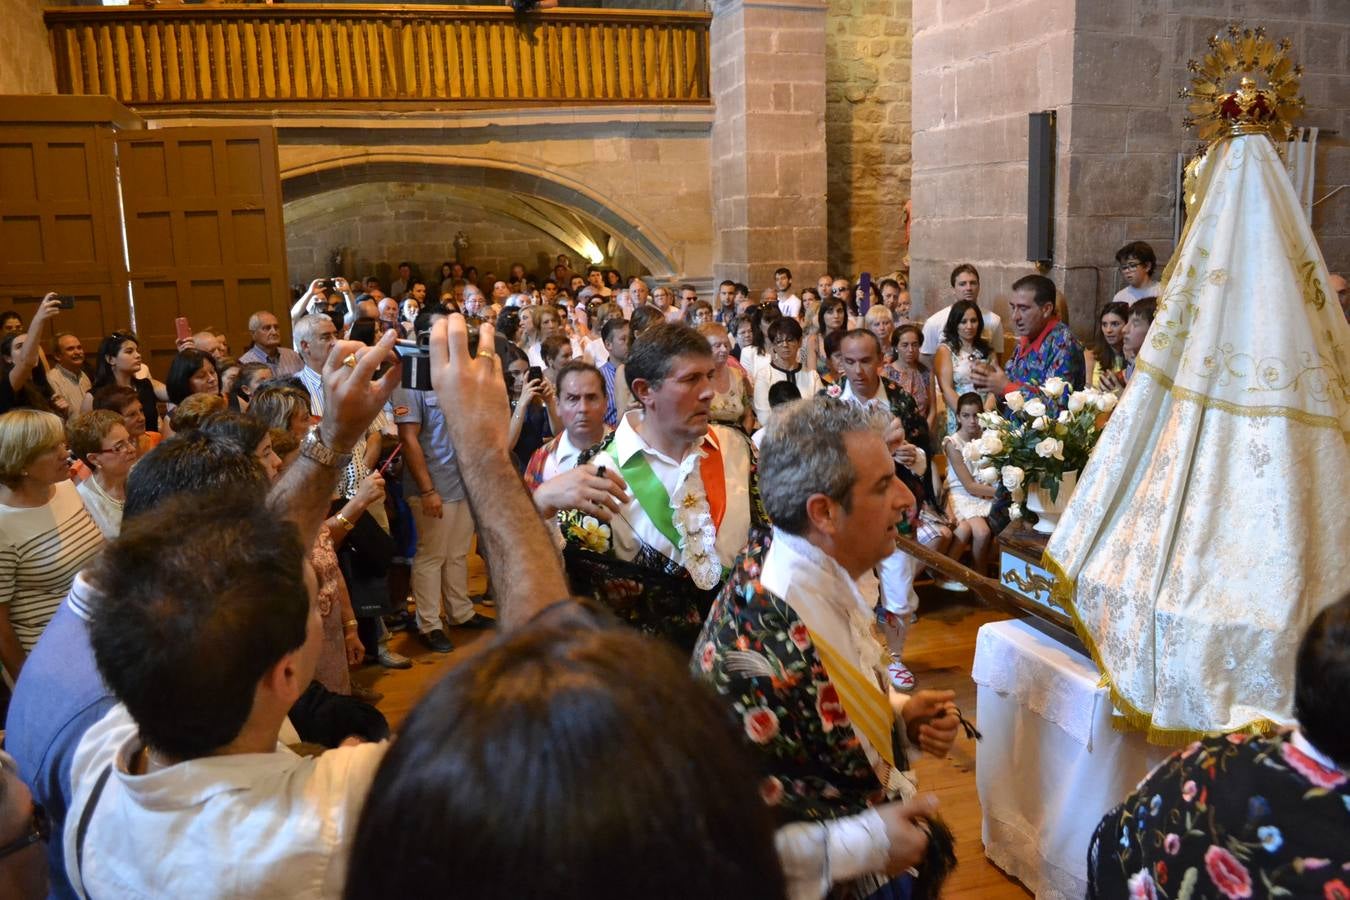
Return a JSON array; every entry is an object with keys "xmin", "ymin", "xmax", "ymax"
[
  {"xmin": 527, "ymin": 366, "xmax": 543, "ymax": 384},
  {"xmin": 57, "ymin": 295, "xmax": 76, "ymax": 310},
  {"xmin": 175, "ymin": 316, "xmax": 192, "ymax": 343},
  {"xmin": 857, "ymin": 272, "xmax": 872, "ymax": 316}
]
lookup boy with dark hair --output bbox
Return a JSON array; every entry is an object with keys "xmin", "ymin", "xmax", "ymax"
[{"xmin": 1113, "ymin": 240, "xmax": 1159, "ymax": 305}]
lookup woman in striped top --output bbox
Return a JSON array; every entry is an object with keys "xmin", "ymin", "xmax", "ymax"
[{"xmin": 0, "ymin": 409, "xmax": 104, "ymax": 678}]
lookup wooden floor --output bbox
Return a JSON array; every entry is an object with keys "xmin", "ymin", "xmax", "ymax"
[{"xmin": 354, "ymin": 586, "xmax": 1031, "ymax": 899}]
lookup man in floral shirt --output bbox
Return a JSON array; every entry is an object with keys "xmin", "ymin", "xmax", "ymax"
[
  {"xmin": 1088, "ymin": 593, "xmax": 1350, "ymax": 899},
  {"xmin": 971, "ymin": 274, "xmax": 1084, "ymax": 400},
  {"xmin": 694, "ymin": 397, "xmax": 962, "ymax": 899}
]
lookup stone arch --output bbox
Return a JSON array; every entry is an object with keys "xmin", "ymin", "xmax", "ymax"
[{"xmin": 280, "ymin": 152, "xmax": 682, "ymax": 280}]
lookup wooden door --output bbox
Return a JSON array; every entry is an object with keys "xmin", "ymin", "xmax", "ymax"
[
  {"xmin": 0, "ymin": 102, "xmax": 133, "ymax": 354},
  {"xmin": 114, "ymin": 126, "xmax": 289, "ymax": 375}
]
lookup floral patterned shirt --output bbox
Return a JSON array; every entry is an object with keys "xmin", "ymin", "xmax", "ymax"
[
  {"xmin": 1004, "ymin": 318, "xmax": 1086, "ymax": 398},
  {"xmin": 1088, "ymin": 731, "xmax": 1349, "ymax": 900},
  {"xmin": 694, "ymin": 531, "xmax": 905, "ymax": 823}
]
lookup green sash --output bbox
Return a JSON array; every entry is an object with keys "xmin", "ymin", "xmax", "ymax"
[{"xmin": 618, "ymin": 451, "xmax": 682, "ymax": 550}]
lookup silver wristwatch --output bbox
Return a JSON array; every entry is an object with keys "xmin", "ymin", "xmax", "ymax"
[{"xmin": 299, "ymin": 426, "xmax": 352, "ymax": 469}]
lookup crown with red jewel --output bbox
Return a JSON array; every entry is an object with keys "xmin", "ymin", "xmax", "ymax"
[{"xmin": 1179, "ymin": 24, "xmax": 1304, "ymax": 147}]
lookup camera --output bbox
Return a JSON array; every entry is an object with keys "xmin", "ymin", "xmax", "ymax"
[{"xmin": 395, "ymin": 321, "xmax": 480, "ymax": 391}]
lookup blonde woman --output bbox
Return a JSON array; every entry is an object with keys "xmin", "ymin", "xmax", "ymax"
[{"xmin": 0, "ymin": 409, "xmax": 104, "ymax": 676}]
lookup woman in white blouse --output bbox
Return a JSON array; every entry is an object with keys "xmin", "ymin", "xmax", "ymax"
[{"xmin": 67, "ymin": 409, "xmax": 138, "ymax": 539}]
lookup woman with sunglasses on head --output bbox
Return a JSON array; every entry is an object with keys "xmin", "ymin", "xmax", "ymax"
[
  {"xmin": 83, "ymin": 331, "xmax": 165, "ymax": 434},
  {"xmin": 0, "ymin": 409, "xmax": 104, "ymax": 678}
]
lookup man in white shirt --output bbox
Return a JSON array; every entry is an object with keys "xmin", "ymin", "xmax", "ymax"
[
  {"xmin": 775, "ymin": 267, "xmax": 802, "ymax": 318},
  {"xmin": 48, "ymin": 332, "xmax": 91, "ymax": 415},
  {"xmin": 565, "ymin": 322, "xmax": 759, "ymax": 649},
  {"xmin": 835, "ymin": 329, "xmax": 949, "ymax": 691},
  {"xmin": 695, "ymin": 396, "xmax": 961, "ymax": 898},
  {"xmin": 63, "ymin": 332, "xmax": 404, "ymax": 899},
  {"xmin": 919, "ymin": 264, "xmax": 1005, "ymax": 359},
  {"xmin": 1112, "ymin": 240, "xmax": 1159, "ymax": 305}
]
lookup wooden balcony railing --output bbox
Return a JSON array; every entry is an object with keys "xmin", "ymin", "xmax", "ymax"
[{"xmin": 44, "ymin": 4, "xmax": 711, "ymax": 107}]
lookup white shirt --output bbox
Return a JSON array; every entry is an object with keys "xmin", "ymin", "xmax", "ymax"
[
  {"xmin": 760, "ymin": 528, "xmax": 914, "ymax": 899},
  {"xmin": 739, "ymin": 346, "xmax": 771, "ymax": 382},
  {"xmin": 778, "ymin": 293, "xmax": 802, "ymax": 318},
  {"xmin": 920, "ymin": 304, "xmax": 1005, "ymax": 357},
  {"xmin": 76, "ymin": 475, "xmax": 123, "ymax": 540},
  {"xmin": 752, "ymin": 363, "xmax": 822, "ymax": 425},
  {"xmin": 589, "ymin": 414, "xmax": 753, "ymax": 572},
  {"xmin": 539, "ymin": 428, "xmax": 586, "ymax": 483},
  {"xmin": 1112, "ymin": 282, "xmax": 1158, "ymax": 305},
  {"xmin": 837, "ymin": 379, "xmax": 927, "ymax": 477},
  {"xmin": 65, "ymin": 705, "xmax": 386, "ymax": 900}
]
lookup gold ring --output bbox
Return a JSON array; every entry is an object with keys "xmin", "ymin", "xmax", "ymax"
[
  {"xmin": 341, "ymin": 354, "xmax": 358, "ymax": 368},
  {"xmin": 477, "ymin": 348, "xmax": 495, "ymax": 358}
]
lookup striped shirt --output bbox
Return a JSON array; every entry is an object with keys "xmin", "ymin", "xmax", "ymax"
[{"xmin": 0, "ymin": 481, "xmax": 105, "ymax": 652}]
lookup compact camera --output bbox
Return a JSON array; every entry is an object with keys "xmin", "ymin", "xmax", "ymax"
[{"xmin": 394, "ymin": 321, "xmax": 480, "ymax": 391}]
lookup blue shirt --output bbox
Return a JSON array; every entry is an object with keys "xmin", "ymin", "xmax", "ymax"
[
  {"xmin": 600, "ymin": 360, "xmax": 620, "ymax": 427},
  {"xmin": 391, "ymin": 387, "xmax": 466, "ymax": 502},
  {"xmin": 5, "ymin": 574, "xmax": 112, "ymax": 900}
]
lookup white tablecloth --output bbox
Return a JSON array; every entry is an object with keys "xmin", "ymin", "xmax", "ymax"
[{"xmin": 973, "ymin": 619, "xmax": 1170, "ymax": 900}]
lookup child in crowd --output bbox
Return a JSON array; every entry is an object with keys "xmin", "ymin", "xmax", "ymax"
[
  {"xmin": 1109, "ymin": 296, "xmax": 1157, "ymax": 389},
  {"xmin": 751, "ymin": 380, "xmax": 801, "ymax": 449},
  {"xmin": 943, "ymin": 392, "xmax": 998, "ymax": 572}
]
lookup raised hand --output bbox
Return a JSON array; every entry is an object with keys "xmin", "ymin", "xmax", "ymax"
[
  {"xmin": 533, "ymin": 463, "xmax": 630, "ymax": 520},
  {"xmin": 428, "ymin": 315, "xmax": 512, "ymax": 457},
  {"xmin": 319, "ymin": 329, "xmax": 401, "ymax": 452}
]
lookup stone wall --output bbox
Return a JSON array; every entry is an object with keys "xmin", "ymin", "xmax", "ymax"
[
  {"xmin": 283, "ymin": 182, "xmax": 620, "ymax": 290},
  {"xmin": 710, "ymin": 0, "xmax": 828, "ymax": 289},
  {"xmin": 824, "ymin": 0, "xmax": 912, "ymax": 276},
  {"xmin": 911, "ymin": 0, "xmax": 1349, "ymax": 337},
  {"xmin": 0, "ymin": 0, "xmax": 57, "ymax": 95}
]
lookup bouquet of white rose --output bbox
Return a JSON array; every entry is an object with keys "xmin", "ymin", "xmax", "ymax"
[{"xmin": 961, "ymin": 377, "xmax": 1116, "ymax": 521}]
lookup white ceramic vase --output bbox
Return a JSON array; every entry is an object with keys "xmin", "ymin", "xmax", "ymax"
[{"xmin": 1025, "ymin": 470, "xmax": 1078, "ymax": 536}]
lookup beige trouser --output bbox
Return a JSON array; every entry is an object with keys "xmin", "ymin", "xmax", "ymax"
[{"xmin": 408, "ymin": 495, "xmax": 476, "ymax": 634}]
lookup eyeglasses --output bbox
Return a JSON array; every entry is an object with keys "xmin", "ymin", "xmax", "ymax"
[
  {"xmin": 1119, "ymin": 262, "xmax": 1142, "ymax": 272},
  {"xmin": 0, "ymin": 803, "xmax": 49, "ymax": 860},
  {"xmin": 96, "ymin": 439, "xmax": 135, "ymax": 455},
  {"xmin": 772, "ymin": 337, "xmax": 801, "ymax": 346}
]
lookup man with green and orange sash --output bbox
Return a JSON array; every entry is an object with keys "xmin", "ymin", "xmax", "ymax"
[
  {"xmin": 556, "ymin": 322, "xmax": 761, "ymax": 650},
  {"xmin": 694, "ymin": 396, "xmax": 961, "ymax": 899}
]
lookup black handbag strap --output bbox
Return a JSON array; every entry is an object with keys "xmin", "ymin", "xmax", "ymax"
[{"xmin": 75, "ymin": 763, "xmax": 115, "ymax": 898}]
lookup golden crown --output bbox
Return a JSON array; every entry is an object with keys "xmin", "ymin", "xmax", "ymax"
[{"xmin": 1179, "ymin": 24, "xmax": 1304, "ymax": 146}]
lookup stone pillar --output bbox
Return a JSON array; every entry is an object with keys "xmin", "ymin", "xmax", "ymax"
[{"xmin": 711, "ymin": 0, "xmax": 828, "ymax": 288}]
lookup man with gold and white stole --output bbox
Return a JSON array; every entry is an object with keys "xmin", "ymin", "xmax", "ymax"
[
  {"xmin": 695, "ymin": 397, "xmax": 962, "ymax": 899},
  {"xmin": 1046, "ymin": 26, "xmax": 1350, "ymax": 744},
  {"xmin": 559, "ymin": 322, "xmax": 762, "ymax": 651}
]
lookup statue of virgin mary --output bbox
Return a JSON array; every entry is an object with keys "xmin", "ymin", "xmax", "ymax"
[{"xmin": 1045, "ymin": 27, "xmax": 1350, "ymax": 745}]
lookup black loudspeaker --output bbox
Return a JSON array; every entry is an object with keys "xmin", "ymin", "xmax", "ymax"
[{"xmin": 1027, "ymin": 111, "xmax": 1056, "ymax": 265}]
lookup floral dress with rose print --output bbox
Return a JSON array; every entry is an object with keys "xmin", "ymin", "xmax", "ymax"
[
  {"xmin": 694, "ymin": 531, "xmax": 911, "ymax": 898},
  {"xmin": 1087, "ymin": 731, "xmax": 1350, "ymax": 900}
]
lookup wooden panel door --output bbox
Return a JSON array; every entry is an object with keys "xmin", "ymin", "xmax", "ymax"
[
  {"xmin": 114, "ymin": 126, "xmax": 288, "ymax": 375},
  {"xmin": 0, "ymin": 121, "xmax": 131, "ymax": 352}
]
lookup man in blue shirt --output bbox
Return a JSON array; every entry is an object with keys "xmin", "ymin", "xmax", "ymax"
[{"xmin": 393, "ymin": 311, "xmax": 494, "ymax": 654}]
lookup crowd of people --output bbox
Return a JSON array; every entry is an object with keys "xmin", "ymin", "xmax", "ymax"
[{"xmin": 0, "ymin": 244, "xmax": 1344, "ymax": 899}]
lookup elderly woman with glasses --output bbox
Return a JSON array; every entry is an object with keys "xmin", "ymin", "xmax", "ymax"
[
  {"xmin": 0, "ymin": 410, "xmax": 104, "ymax": 677},
  {"xmin": 65, "ymin": 410, "xmax": 137, "ymax": 539},
  {"xmin": 751, "ymin": 317, "xmax": 821, "ymax": 424}
]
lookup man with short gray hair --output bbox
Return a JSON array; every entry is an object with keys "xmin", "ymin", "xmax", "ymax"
[
  {"xmin": 239, "ymin": 310, "xmax": 303, "ymax": 376},
  {"xmin": 695, "ymin": 396, "xmax": 960, "ymax": 898}
]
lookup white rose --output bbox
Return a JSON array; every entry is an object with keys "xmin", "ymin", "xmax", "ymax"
[
  {"xmin": 1001, "ymin": 465, "xmax": 1025, "ymax": 490},
  {"xmin": 1041, "ymin": 377, "xmax": 1067, "ymax": 398},
  {"xmin": 1009, "ymin": 502, "xmax": 1022, "ymax": 521},
  {"xmin": 977, "ymin": 466, "xmax": 1000, "ymax": 485},
  {"xmin": 1067, "ymin": 392, "xmax": 1087, "ymax": 413},
  {"xmin": 1034, "ymin": 437, "xmax": 1064, "ymax": 460},
  {"xmin": 1031, "ymin": 415, "xmax": 1048, "ymax": 431},
  {"xmin": 978, "ymin": 432, "xmax": 1004, "ymax": 456},
  {"xmin": 1097, "ymin": 392, "xmax": 1118, "ymax": 412},
  {"xmin": 961, "ymin": 440, "xmax": 982, "ymax": 465},
  {"xmin": 1057, "ymin": 410, "xmax": 1071, "ymax": 424},
  {"xmin": 1004, "ymin": 391, "xmax": 1025, "ymax": 413},
  {"xmin": 1023, "ymin": 398, "xmax": 1046, "ymax": 419}
]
